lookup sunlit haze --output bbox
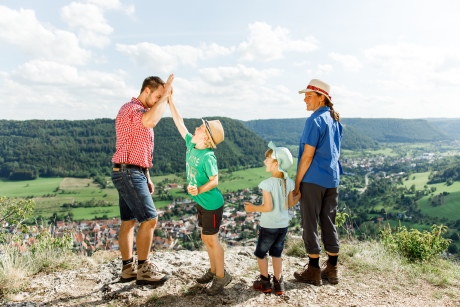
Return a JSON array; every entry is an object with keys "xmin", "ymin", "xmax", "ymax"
[{"xmin": 1, "ymin": 0, "xmax": 460, "ymax": 121}]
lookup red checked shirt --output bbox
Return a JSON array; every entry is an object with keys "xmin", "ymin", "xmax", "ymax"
[{"xmin": 112, "ymin": 97, "xmax": 154, "ymax": 169}]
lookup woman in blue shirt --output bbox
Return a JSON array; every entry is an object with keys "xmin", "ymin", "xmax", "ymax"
[{"xmin": 293, "ymin": 79, "xmax": 343, "ymax": 286}]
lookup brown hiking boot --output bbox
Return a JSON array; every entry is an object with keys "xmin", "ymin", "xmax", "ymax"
[
  {"xmin": 206, "ymin": 270, "xmax": 232, "ymax": 296},
  {"xmin": 293, "ymin": 264, "xmax": 322, "ymax": 286},
  {"xmin": 136, "ymin": 260, "xmax": 170, "ymax": 285},
  {"xmin": 120, "ymin": 262, "xmax": 137, "ymax": 282},
  {"xmin": 321, "ymin": 261, "xmax": 339, "ymax": 284}
]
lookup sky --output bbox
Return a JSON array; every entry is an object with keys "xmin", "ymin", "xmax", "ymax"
[{"xmin": 1, "ymin": 0, "xmax": 460, "ymax": 121}]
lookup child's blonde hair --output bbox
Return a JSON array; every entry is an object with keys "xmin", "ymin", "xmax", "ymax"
[
  {"xmin": 264, "ymin": 148, "xmax": 288, "ymax": 210},
  {"xmin": 204, "ymin": 129, "xmax": 215, "ymax": 149},
  {"xmin": 265, "ymin": 148, "xmax": 274, "ymax": 158}
]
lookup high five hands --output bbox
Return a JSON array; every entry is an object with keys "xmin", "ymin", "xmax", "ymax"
[{"xmin": 165, "ymin": 74, "xmax": 174, "ymax": 97}]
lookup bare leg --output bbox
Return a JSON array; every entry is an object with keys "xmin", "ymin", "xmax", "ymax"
[
  {"xmin": 272, "ymin": 257, "xmax": 282, "ymax": 280},
  {"xmin": 257, "ymin": 257, "xmax": 269, "ymax": 278},
  {"xmin": 202, "ymin": 233, "xmax": 224, "ymax": 278},
  {"xmin": 119, "ymin": 220, "xmax": 136, "ymax": 260},
  {"xmin": 136, "ymin": 218, "xmax": 157, "ymax": 260}
]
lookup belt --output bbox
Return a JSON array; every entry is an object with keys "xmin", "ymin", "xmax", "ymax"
[{"xmin": 112, "ymin": 163, "xmax": 147, "ymax": 173}]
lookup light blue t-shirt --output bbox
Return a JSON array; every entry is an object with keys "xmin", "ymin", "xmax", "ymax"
[
  {"xmin": 259, "ymin": 177, "xmax": 294, "ymax": 228},
  {"xmin": 298, "ymin": 106, "xmax": 343, "ymax": 188}
]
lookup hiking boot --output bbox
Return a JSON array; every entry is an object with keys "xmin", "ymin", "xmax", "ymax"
[
  {"xmin": 206, "ymin": 270, "xmax": 232, "ymax": 296},
  {"xmin": 252, "ymin": 274, "xmax": 272, "ymax": 293},
  {"xmin": 120, "ymin": 262, "xmax": 137, "ymax": 282},
  {"xmin": 136, "ymin": 260, "xmax": 170, "ymax": 285},
  {"xmin": 293, "ymin": 264, "xmax": 322, "ymax": 286},
  {"xmin": 321, "ymin": 261, "xmax": 339, "ymax": 284},
  {"xmin": 196, "ymin": 268, "xmax": 215, "ymax": 284},
  {"xmin": 273, "ymin": 275, "xmax": 285, "ymax": 295}
]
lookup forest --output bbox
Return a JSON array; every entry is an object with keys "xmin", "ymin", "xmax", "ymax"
[
  {"xmin": 0, "ymin": 117, "xmax": 455, "ymax": 181},
  {"xmin": 244, "ymin": 117, "xmax": 451, "ymax": 146},
  {"xmin": 0, "ymin": 118, "xmax": 268, "ymax": 180}
]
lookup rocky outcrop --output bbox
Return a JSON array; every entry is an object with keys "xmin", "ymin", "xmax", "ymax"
[{"xmin": 2, "ymin": 247, "xmax": 459, "ymax": 306}]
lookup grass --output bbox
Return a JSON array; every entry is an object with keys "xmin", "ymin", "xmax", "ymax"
[
  {"xmin": 418, "ymin": 189, "xmax": 460, "ymax": 221},
  {"xmin": 0, "ymin": 161, "xmax": 300, "ymax": 221},
  {"xmin": 286, "ymin": 235, "xmax": 460, "ymax": 288},
  {"xmin": 402, "ymin": 171, "xmax": 432, "ymax": 190},
  {"xmin": 342, "ymin": 147, "xmax": 398, "ymax": 158},
  {"xmin": 219, "ymin": 159, "xmax": 298, "ymax": 192},
  {"xmin": 399, "ymin": 171, "xmax": 460, "ymax": 221},
  {"xmin": 0, "ymin": 244, "xmax": 118, "ymax": 297},
  {"xmin": 341, "ymin": 240, "xmax": 460, "ymax": 287}
]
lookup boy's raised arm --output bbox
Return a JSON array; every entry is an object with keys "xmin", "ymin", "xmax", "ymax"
[{"xmin": 168, "ymin": 95, "xmax": 188, "ymax": 139}]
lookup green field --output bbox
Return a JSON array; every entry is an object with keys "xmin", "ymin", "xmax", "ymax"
[
  {"xmin": 400, "ymin": 171, "xmax": 460, "ymax": 221},
  {"xmin": 402, "ymin": 171, "xmax": 432, "ymax": 190},
  {"xmin": 0, "ymin": 160, "xmax": 298, "ymax": 221},
  {"xmin": 342, "ymin": 147, "xmax": 398, "ymax": 158}
]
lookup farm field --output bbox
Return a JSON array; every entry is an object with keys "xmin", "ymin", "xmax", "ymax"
[
  {"xmin": 401, "ymin": 172, "xmax": 460, "ymax": 221},
  {"xmin": 0, "ymin": 161, "xmax": 297, "ymax": 221},
  {"xmin": 342, "ymin": 147, "xmax": 397, "ymax": 158}
]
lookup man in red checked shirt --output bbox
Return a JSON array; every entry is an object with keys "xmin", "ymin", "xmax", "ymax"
[{"xmin": 111, "ymin": 74, "xmax": 174, "ymax": 286}]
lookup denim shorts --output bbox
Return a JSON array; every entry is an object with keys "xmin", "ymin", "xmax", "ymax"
[
  {"xmin": 254, "ymin": 226, "xmax": 288, "ymax": 259},
  {"xmin": 111, "ymin": 168, "xmax": 158, "ymax": 223}
]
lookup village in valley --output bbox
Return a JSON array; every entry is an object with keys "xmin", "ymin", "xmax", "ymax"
[{"xmin": 4, "ymin": 149, "xmax": 450, "ymax": 256}]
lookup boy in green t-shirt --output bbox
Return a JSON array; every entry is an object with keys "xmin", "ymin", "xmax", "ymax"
[{"xmin": 168, "ymin": 94, "xmax": 231, "ymax": 296}]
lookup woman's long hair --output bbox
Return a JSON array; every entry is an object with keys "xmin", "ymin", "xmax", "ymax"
[{"xmin": 315, "ymin": 92, "xmax": 340, "ymax": 121}]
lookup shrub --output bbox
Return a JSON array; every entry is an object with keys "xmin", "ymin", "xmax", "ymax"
[
  {"xmin": 380, "ymin": 224, "xmax": 451, "ymax": 262},
  {"xmin": 0, "ymin": 197, "xmax": 75, "ymax": 295},
  {"xmin": 285, "ymin": 236, "xmax": 307, "ymax": 258}
]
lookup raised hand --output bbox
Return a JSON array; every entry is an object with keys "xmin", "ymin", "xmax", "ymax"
[{"xmin": 164, "ymin": 74, "xmax": 174, "ymax": 96}]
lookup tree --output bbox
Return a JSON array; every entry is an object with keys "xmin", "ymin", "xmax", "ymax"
[
  {"xmin": 0, "ymin": 196, "xmax": 35, "ymax": 225},
  {"xmin": 0, "ymin": 196, "xmax": 35, "ymax": 243},
  {"xmin": 448, "ymin": 243, "xmax": 458, "ymax": 254}
]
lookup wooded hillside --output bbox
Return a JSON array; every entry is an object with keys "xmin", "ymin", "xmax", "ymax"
[{"xmin": 0, "ymin": 118, "xmax": 267, "ymax": 179}]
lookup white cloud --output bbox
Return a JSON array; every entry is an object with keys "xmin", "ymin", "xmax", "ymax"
[
  {"xmin": 238, "ymin": 22, "xmax": 318, "ymax": 62},
  {"xmin": 329, "ymin": 52, "xmax": 363, "ymax": 72},
  {"xmin": 60, "ymin": 2, "xmax": 113, "ymax": 48},
  {"xmin": 163, "ymin": 67, "xmax": 296, "ymax": 120},
  {"xmin": 0, "ymin": 61, "xmax": 134, "ymax": 120},
  {"xmin": 199, "ymin": 64, "xmax": 280, "ymax": 86},
  {"xmin": 364, "ymin": 43, "xmax": 460, "ymax": 90},
  {"xmin": 87, "ymin": 0, "xmax": 135, "ymax": 14},
  {"xmin": 116, "ymin": 42, "xmax": 234, "ymax": 73},
  {"xmin": 316, "ymin": 64, "xmax": 333, "ymax": 75},
  {"xmin": 0, "ymin": 6, "xmax": 91, "ymax": 65}
]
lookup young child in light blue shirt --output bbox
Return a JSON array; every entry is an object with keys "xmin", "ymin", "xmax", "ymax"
[{"xmin": 244, "ymin": 141, "xmax": 300, "ymax": 295}]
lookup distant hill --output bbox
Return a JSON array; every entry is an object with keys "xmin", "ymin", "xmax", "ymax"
[
  {"xmin": 425, "ymin": 118, "xmax": 460, "ymax": 139},
  {"xmin": 341, "ymin": 118, "xmax": 451, "ymax": 143},
  {"xmin": 243, "ymin": 117, "xmax": 451, "ymax": 149},
  {"xmin": 243, "ymin": 118, "xmax": 379, "ymax": 150},
  {"xmin": 0, "ymin": 118, "xmax": 267, "ymax": 179}
]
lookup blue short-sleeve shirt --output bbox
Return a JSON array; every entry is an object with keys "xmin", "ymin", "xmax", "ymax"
[{"xmin": 298, "ymin": 106, "xmax": 343, "ymax": 188}]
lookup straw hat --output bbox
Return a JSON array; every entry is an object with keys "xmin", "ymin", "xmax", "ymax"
[
  {"xmin": 298, "ymin": 79, "xmax": 332, "ymax": 102},
  {"xmin": 202, "ymin": 119, "xmax": 224, "ymax": 149},
  {"xmin": 268, "ymin": 141, "xmax": 293, "ymax": 179}
]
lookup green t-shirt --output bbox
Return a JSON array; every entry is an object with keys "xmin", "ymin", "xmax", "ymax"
[{"xmin": 185, "ymin": 133, "xmax": 224, "ymax": 210}]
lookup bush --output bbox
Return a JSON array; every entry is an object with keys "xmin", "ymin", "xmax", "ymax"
[
  {"xmin": 0, "ymin": 197, "xmax": 74, "ymax": 295},
  {"xmin": 380, "ymin": 224, "xmax": 451, "ymax": 262},
  {"xmin": 284, "ymin": 236, "xmax": 307, "ymax": 258}
]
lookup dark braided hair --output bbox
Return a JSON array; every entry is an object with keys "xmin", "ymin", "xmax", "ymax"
[
  {"xmin": 314, "ymin": 92, "xmax": 340, "ymax": 122},
  {"xmin": 325, "ymin": 99, "xmax": 340, "ymax": 122}
]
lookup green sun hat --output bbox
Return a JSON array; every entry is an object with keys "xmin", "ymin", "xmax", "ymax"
[{"xmin": 268, "ymin": 141, "xmax": 293, "ymax": 179}]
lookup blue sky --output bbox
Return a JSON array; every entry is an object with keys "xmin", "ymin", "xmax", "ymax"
[{"xmin": 1, "ymin": 0, "xmax": 460, "ymax": 121}]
